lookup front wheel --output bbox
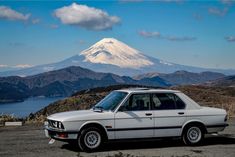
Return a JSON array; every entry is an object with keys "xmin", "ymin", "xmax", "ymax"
[
  {"xmin": 78, "ymin": 127, "xmax": 103, "ymax": 152},
  {"xmin": 183, "ymin": 125, "xmax": 204, "ymax": 145}
]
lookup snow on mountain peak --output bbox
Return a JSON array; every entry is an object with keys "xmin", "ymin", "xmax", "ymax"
[{"xmin": 80, "ymin": 38, "xmax": 153, "ymax": 68}]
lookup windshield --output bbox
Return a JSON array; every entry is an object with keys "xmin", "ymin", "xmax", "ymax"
[{"xmin": 94, "ymin": 91, "xmax": 127, "ymax": 111}]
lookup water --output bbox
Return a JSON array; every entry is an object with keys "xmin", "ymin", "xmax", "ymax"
[{"xmin": 0, "ymin": 97, "xmax": 64, "ymax": 118}]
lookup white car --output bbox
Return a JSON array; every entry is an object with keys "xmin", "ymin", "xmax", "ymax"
[{"xmin": 44, "ymin": 88, "xmax": 228, "ymax": 152}]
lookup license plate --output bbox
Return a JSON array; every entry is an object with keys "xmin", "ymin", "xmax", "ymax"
[{"xmin": 48, "ymin": 138, "xmax": 55, "ymax": 145}]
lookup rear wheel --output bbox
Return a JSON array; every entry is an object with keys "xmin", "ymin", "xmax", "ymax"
[
  {"xmin": 183, "ymin": 125, "xmax": 204, "ymax": 145},
  {"xmin": 78, "ymin": 127, "xmax": 103, "ymax": 152}
]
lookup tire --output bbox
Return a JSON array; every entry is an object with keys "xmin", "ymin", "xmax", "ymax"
[
  {"xmin": 78, "ymin": 127, "xmax": 103, "ymax": 152},
  {"xmin": 182, "ymin": 125, "xmax": 204, "ymax": 145}
]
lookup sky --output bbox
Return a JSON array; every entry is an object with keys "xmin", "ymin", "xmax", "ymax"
[{"xmin": 0, "ymin": 0, "xmax": 235, "ymax": 72}]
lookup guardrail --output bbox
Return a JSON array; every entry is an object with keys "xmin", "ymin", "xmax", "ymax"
[
  {"xmin": 5, "ymin": 121, "xmax": 23, "ymax": 126},
  {"xmin": 0, "ymin": 113, "xmax": 23, "ymax": 126},
  {"xmin": 0, "ymin": 121, "xmax": 23, "ymax": 126}
]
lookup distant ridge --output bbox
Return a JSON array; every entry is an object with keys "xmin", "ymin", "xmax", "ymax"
[
  {"xmin": 206, "ymin": 75, "xmax": 235, "ymax": 87},
  {"xmin": 0, "ymin": 66, "xmax": 227, "ymax": 103},
  {"xmin": 0, "ymin": 66, "xmax": 168, "ymax": 103},
  {"xmin": 133, "ymin": 71, "xmax": 225, "ymax": 85}
]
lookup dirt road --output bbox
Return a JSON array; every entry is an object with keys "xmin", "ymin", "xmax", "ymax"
[{"xmin": 0, "ymin": 119, "xmax": 235, "ymax": 157}]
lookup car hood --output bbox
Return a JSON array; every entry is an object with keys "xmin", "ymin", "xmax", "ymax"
[{"xmin": 47, "ymin": 109, "xmax": 114, "ymax": 122}]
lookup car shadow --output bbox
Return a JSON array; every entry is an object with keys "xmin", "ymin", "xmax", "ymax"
[{"xmin": 60, "ymin": 135, "xmax": 235, "ymax": 153}]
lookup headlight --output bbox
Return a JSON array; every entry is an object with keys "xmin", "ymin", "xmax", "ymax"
[
  {"xmin": 52, "ymin": 121, "xmax": 58, "ymax": 128},
  {"xmin": 48, "ymin": 120, "xmax": 64, "ymax": 129}
]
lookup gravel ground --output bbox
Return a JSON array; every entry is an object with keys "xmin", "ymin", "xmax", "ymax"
[{"xmin": 0, "ymin": 118, "xmax": 235, "ymax": 157}]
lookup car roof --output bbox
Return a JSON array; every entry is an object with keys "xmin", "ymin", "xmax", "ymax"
[{"xmin": 115, "ymin": 88, "xmax": 180, "ymax": 94}]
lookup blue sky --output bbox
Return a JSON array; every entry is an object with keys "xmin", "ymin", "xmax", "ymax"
[{"xmin": 0, "ymin": 0, "xmax": 235, "ymax": 71}]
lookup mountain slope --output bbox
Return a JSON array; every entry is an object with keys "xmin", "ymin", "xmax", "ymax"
[
  {"xmin": 0, "ymin": 82, "xmax": 30, "ymax": 103},
  {"xmin": 80, "ymin": 38, "xmax": 153, "ymax": 68},
  {"xmin": 1, "ymin": 38, "xmax": 235, "ymax": 77},
  {"xmin": 0, "ymin": 65, "xmax": 228, "ymax": 103},
  {"xmin": 133, "ymin": 71, "xmax": 225, "ymax": 85},
  {"xmin": 0, "ymin": 66, "xmax": 170, "ymax": 102},
  {"xmin": 206, "ymin": 75, "xmax": 235, "ymax": 87}
]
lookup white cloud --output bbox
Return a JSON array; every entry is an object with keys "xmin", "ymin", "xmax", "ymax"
[
  {"xmin": 160, "ymin": 60, "xmax": 173, "ymax": 66},
  {"xmin": 78, "ymin": 40, "xmax": 86, "ymax": 45},
  {"xmin": 0, "ymin": 64, "xmax": 8, "ymax": 68},
  {"xmin": 0, "ymin": 6, "xmax": 30, "ymax": 21},
  {"xmin": 220, "ymin": 0, "xmax": 234, "ymax": 5},
  {"xmin": 54, "ymin": 3, "xmax": 120, "ymax": 31},
  {"xmin": 9, "ymin": 42, "xmax": 25, "ymax": 47},
  {"xmin": 49, "ymin": 24, "xmax": 59, "ymax": 29},
  {"xmin": 208, "ymin": 7, "xmax": 228, "ymax": 16},
  {"xmin": 225, "ymin": 36, "xmax": 235, "ymax": 42},
  {"xmin": 165, "ymin": 36, "xmax": 196, "ymax": 41},
  {"xmin": 159, "ymin": 0, "xmax": 184, "ymax": 3},
  {"xmin": 138, "ymin": 30, "xmax": 161, "ymax": 38},
  {"xmin": 193, "ymin": 13, "xmax": 203, "ymax": 21},
  {"xmin": 120, "ymin": 0, "xmax": 184, "ymax": 3},
  {"xmin": 119, "ymin": 0, "xmax": 143, "ymax": 2},
  {"xmin": 31, "ymin": 18, "xmax": 40, "ymax": 24},
  {"xmin": 0, "ymin": 64, "xmax": 33, "ymax": 69},
  {"xmin": 138, "ymin": 30, "xmax": 196, "ymax": 42},
  {"xmin": 43, "ymin": 66, "xmax": 54, "ymax": 71},
  {"xmin": 14, "ymin": 64, "xmax": 33, "ymax": 68}
]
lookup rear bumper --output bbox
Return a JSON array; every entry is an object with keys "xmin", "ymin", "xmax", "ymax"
[
  {"xmin": 44, "ymin": 125, "xmax": 78, "ymax": 141},
  {"xmin": 206, "ymin": 123, "xmax": 229, "ymax": 133}
]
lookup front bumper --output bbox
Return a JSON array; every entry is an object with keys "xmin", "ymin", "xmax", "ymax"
[{"xmin": 44, "ymin": 125, "xmax": 78, "ymax": 141}]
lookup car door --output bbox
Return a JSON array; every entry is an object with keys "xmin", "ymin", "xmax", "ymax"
[
  {"xmin": 114, "ymin": 93, "xmax": 154, "ymax": 139},
  {"xmin": 152, "ymin": 93, "xmax": 187, "ymax": 137}
]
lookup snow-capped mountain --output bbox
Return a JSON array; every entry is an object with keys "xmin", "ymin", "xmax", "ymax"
[
  {"xmin": 80, "ymin": 38, "xmax": 153, "ymax": 68},
  {"xmin": 1, "ymin": 38, "xmax": 235, "ymax": 76}
]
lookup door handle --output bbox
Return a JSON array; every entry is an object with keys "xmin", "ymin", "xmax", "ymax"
[
  {"xmin": 145, "ymin": 113, "xmax": 152, "ymax": 116},
  {"xmin": 178, "ymin": 112, "xmax": 184, "ymax": 115}
]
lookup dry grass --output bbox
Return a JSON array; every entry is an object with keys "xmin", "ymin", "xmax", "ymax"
[{"xmin": 173, "ymin": 85, "xmax": 235, "ymax": 117}]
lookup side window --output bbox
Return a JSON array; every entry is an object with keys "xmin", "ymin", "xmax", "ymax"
[
  {"xmin": 121, "ymin": 94, "xmax": 150, "ymax": 111},
  {"xmin": 174, "ymin": 94, "xmax": 186, "ymax": 109},
  {"xmin": 152, "ymin": 93, "xmax": 186, "ymax": 110},
  {"xmin": 152, "ymin": 93, "xmax": 176, "ymax": 110}
]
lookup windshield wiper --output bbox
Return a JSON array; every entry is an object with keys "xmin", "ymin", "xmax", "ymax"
[{"xmin": 93, "ymin": 106, "xmax": 104, "ymax": 112}]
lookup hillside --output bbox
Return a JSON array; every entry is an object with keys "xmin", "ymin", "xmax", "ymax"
[
  {"xmin": 172, "ymin": 85, "xmax": 235, "ymax": 117},
  {"xmin": 0, "ymin": 66, "xmax": 230, "ymax": 103},
  {"xmin": 28, "ymin": 85, "xmax": 235, "ymax": 122},
  {"xmin": 206, "ymin": 75, "xmax": 235, "ymax": 87},
  {"xmin": 133, "ymin": 71, "xmax": 225, "ymax": 85},
  {"xmin": 0, "ymin": 82, "xmax": 29, "ymax": 103},
  {"xmin": 0, "ymin": 66, "xmax": 169, "ymax": 103},
  {"xmin": 0, "ymin": 66, "xmax": 136, "ymax": 102}
]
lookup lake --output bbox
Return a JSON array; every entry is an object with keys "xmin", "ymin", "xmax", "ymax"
[{"xmin": 0, "ymin": 97, "xmax": 64, "ymax": 118}]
